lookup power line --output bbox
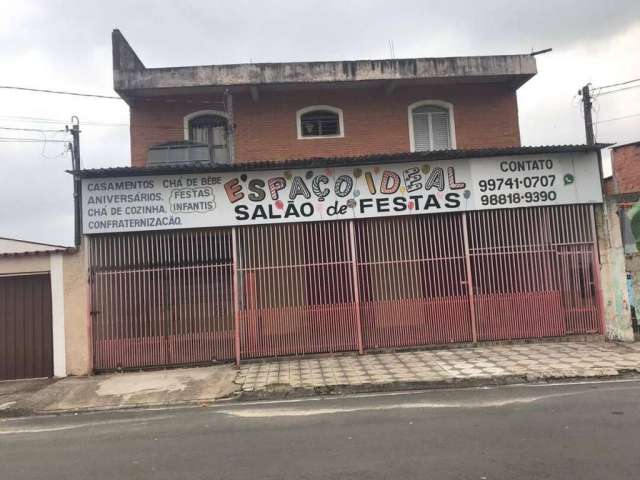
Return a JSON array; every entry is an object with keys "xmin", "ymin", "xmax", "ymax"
[
  {"xmin": 0, "ymin": 85, "xmax": 120, "ymax": 99},
  {"xmin": 0, "ymin": 115, "xmax": 225, "ymax": 132},
  {"xmin": 0, "ymin": 126, "xmax": 67, "ymax": 133},
  {"xmin": 0, "ymin": 137, "xmax": 70, "ymax": 143},
  {"xmin": 593, "ymin": 112, "xmax": 640, "ymax": 124},
  {"xmin": 596, "ymin": 84, "xmax": 640, "ymax": 96},
  {"xmin": 0, "ymin": 85, "xmax": 226, "ymax": 106},
  {"xmin": 592, "ymin": 77, "xmax": 640, "ymax": 91}
]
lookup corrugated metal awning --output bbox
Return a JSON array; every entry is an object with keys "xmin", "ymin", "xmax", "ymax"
[{"xmin": 71, "ymin": 144, "xmax": 609, "ymax": 179}]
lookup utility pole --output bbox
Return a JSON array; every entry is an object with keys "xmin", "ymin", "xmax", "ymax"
[
  {"xmin": 580, "ymin": 84, "xmax": 595, "ymax": 145},
  {"xmin": 66, "ymin": 116, "xmax": 82, "ymax": 247}
]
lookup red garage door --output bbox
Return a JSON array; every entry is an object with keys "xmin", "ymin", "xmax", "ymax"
[{"xmin": 0, "ymin": 274, "xmax": 53, "ymax": 380}]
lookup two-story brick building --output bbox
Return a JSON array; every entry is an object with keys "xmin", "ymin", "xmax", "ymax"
[{"xmin": 67, "ymin": 30, "xmax": 631, "ymax": 373}]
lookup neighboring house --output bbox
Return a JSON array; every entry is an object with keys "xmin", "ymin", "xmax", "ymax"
[
  {"xmin": 605, "ymin": 141, "xmax": 640, "ymax": 334},
  {"xmin": 0, "ymin": 238, "xmax": 71, "ymax": 380},
  {"xmin": 65, "ymin": 30, "xmax": 631, "ymax": 374}
]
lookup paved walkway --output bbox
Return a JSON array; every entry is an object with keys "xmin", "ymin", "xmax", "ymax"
[
  {"xmin": 236, "ymin": 341, "xmax": 640, "ymax": 394},
  {"xmin": 3, "ymin": 340, "xmax": 640, "ymax": 416}
]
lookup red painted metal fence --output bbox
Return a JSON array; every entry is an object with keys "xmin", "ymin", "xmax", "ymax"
[
  {"xmin": 235, "ymin": 221, "xmax": 361, "ymax": 359},
  {"xmin": 89, "ymin": 205, "xmax": 602, "ymax": 370},
  {"xmin": 467, "ymin": 205, "xmax": 599, "ymax": 341},
  {"xmin": 90, "ymin": 230, "xmax": 234, "ymax": 370},
  {"xmin": 355, "ymin": 213, "xmax": 473, "ymax": 349}
]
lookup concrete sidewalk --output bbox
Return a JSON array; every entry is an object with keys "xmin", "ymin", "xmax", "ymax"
[
  {"xmin": 236, "ymin": 340, "xmax": 640, "ymax": 398},
  {"xmin": 0, "ymin": 364, "xmax": 239, "ymax": 416},
  {"xmin": 2, "ymin": 340, "xmax": 640, "ymax": 416}
]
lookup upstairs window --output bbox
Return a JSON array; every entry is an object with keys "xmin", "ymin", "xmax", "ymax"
[
  {"xmin": 185, "ymin": 111, "xmax": 230, "ymax": 163},
  {"xmin": 296, "ymin": 105, "xmax": 344, "ymax": 139},
  {"xmin": 409, "ymin": 101, "xmax": 455, "ymax": 152}
]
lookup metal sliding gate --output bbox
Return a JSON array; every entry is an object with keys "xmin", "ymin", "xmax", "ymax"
[
  {"xmin": 90, "ymin": 230, "xmax": 234, "ymax": 370},
  {"xmin": 89, "ymin": 204, "xmax": 602, "ymax": 369},
  {"xmin": 236, "ymin": 221, "xmax": 361, "ymax": 359}
]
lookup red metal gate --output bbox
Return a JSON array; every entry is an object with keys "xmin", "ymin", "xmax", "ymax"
[
  {"xmin": 236, "ymin": 221, "xmax": 361, "ymax": 359},
  {"xmin": 89, "ymin": 205, "xmax": 602, "ymax": 369},
  {"xmin": 467, "ymin": 205, "xmax": 600, "ymax": 340},
  {"xmin": 355, "ymin": 213, "xmax": 473, "ymax": 349},
  {"xmin": 90, "ymin": 230, "xmax": 234, "ymax": 370}
]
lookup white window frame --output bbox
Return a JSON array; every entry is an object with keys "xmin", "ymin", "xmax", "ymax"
[
  {"xmin": 407, "ymin": 100, "xmax": 456, "ymax": 152},
  {"xmin": 296, "ymin": 105, "xmax": 345, "ymax": 140},
  {"xmin": 183, "ymin": 110, "xmax": 230, "ymax": 140}
]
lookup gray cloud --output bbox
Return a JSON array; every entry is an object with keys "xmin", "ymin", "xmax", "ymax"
[{"xmin": 1, "ymin": 0, "xmax": 639, "ymax": 245}]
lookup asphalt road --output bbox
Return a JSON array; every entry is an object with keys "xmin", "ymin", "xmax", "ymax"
[{"xmin": 1, "ymin": 379, "xmax": 640, "ymax": 479}]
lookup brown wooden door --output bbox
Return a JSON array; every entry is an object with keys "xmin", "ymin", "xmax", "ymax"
[{"xmin": 0, "ymin": 274, "xmax": 53, "ymax": 380}]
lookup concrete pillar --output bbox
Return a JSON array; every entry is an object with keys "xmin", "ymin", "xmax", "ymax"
[
  {"xmin": 62, "ymin": 240, "xmax": 92, "ymax": 375},
  {"xmin": 596, "ymin": 201, "xmax": 634, "ymax": 340},
  {"xmin": 50, "ymin": 253, "xmax": 67, "ymax": 377}
]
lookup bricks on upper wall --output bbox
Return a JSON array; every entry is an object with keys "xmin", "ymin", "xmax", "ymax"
[
  {"xmin": 128, "ymin": 83, "xmax": 521, "ymax": 167},
  {"xmin": 611, "ymin": 144, "xmax": 640, "ymax": 194}
]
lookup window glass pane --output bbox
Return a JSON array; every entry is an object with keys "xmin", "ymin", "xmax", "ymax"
[
  {"xmin": 300, "ymin": 110, "xmax": 340, "ymax": 137},
  {"xmin": 187, "ymin": 114, "xmax": 230, "ymax": 163}
]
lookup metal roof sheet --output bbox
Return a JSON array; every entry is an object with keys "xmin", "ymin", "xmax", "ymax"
[{"xmin": 71, "ymin": 145, "xmax": 608, "ymax": 179}]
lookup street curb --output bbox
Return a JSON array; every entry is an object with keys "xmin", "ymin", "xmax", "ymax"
[
  {"xmin": 2, "ymin": 369, "xmax": 639, "ymax": 418},
  {"xmin": 236, "ymin": 369, "xmax": 640, "ymax": 401}
]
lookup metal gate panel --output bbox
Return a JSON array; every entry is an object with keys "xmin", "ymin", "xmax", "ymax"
[
  {"xmin": 467, "ymin": 205, "xmax": 600, "ymax": 341},
  {"xmin": 236, "ymin": 221, "xmax": 360, "ymax": 358},
  {"xmin": 356, "ymin": 214, "xmax": 473, "ymax": 349},
  {"xmin": 0, "ymin": 274, "xmax": 53, "ymax": 380},
  {"xmin": 90, "ymin": 229, "xmax": 234, "ymax": 370}
]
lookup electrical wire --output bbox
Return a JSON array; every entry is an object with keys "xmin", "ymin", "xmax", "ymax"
[
  {"xmin": 0, "ymin": 126, "xmax": 67, "ymax": 133},
  {"xmin": 0, "ymin": 115, "xmax": 226, "ymax": 132},
  {"xmin": 0, "ymin": 137, "xmax": 70, "ymax": 142},
  {"xmin": 0, "ymin": 85, "xmax": 119, "ymax": 99},
  {"xmin": 593, "ymin": 112, "xmax": 640, "ymax": 124},
  {"xmin": 595, "ymin": 84, "xmax": 640, "ymax": 96},
  {"xmin": 0, "ymin": 85, "xmax": 226, "ymax": 105},
  {"xmin": 592, "ymin": 78, "xmax": 640, "ymax": 91}
]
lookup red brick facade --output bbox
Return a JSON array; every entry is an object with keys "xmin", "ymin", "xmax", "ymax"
[
  {"xmin": 130, "ymin": 83, "xmax": 521, "ymax": 167},
  {"xmin": 610, "ymin": 142, "xmax": 640, "ymax": 194}
]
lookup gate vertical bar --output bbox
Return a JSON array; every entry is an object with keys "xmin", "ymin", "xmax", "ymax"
[
  {"xmin": 461, "ymin": 212, "xmax": 477, "ymax": 342},
  {"xmin": 348, "ymin": 220, "xmax": 364, "ymax": 354},
  {"xmin": 589, "ymin": 205, "xmax": 606, "ymax": 335},
  {"xmin": 232, "ymin": 227, "xmax": 241, "ymax": 367}
]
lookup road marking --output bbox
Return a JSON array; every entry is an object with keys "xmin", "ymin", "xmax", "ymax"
[
  {"xmin": 218, "ymin": 392, "xmax": 578, "ymax": 417},
  {"xmin": 0, "ymin": 401, "xmax": 17, "ymax": 410},
  {"xmin": 0, "ymin": 415, "xmax": 172, "ymax": 435},
  {"xmin": 218, "ymin": 381, "xmax": 640, "ymax": 417}
]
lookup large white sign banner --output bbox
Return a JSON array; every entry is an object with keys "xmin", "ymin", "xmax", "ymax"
[{"xmin": 82, "ymin": 151, "xmax": 603, "ymax": 234}]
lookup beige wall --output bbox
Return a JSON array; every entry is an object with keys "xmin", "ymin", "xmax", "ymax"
[
  {"xmin": 62, "ymin": 242, "xmax": 91, "ymax": 375},
  {"xmin": 0, "ymin": 255, "xmax": 50, "ymax": 275}
]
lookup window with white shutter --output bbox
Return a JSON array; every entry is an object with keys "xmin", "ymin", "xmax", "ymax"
[{"xmin": 410, "ymin": 103, "xmax": 454, "ymax": 152}]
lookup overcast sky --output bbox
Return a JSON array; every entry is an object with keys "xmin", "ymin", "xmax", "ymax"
[{"xmin": 1, "ymin": 0, "xmax": 639, "ymax": 246}]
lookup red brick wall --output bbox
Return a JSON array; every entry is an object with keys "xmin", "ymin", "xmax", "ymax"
[
  {"xmin": 611, "ymin": 144, "xmax": 640, "ymax": 194},
  {"xmin": 129, "ymin": 83, "xmax": 521, "ymax": 167}
]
